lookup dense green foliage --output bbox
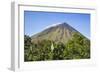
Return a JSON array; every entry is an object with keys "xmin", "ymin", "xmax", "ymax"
[
  {"xmin": 24, "ymin": 33, "xmax": 90, "ymax": 61},
  {"xmin": 65, "ymin": 33, "xmax": 90, "ymax": 59}
]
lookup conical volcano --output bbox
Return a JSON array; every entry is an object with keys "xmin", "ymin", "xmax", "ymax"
[{"xmin": 31, "ymin": 22, "xmax": 84, "ymax": 44}]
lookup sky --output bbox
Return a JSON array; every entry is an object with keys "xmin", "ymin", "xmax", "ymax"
[{"xmin": 24, "ymin": 11, "xmax": 90, "ymax": 39}]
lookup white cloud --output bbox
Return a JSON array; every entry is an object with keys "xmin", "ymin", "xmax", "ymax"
[{"xmin": 43, "ymin": 22, "xmax": 62, "ymax": 30}]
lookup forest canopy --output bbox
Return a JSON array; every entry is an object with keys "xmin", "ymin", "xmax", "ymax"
[{"xmin": 24, "ymin": 33, "xmax": 90, "ymax": 61}]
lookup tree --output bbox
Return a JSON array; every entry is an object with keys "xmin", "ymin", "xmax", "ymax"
[
  {"xmin": 24, "ymin": 35, "xmax": 32, "ymax": 61},
  {"xmin": 65, "ymin": 33, "xmax": 90, "ymax": 59},
  {"xmin": 24, "ymin": 35, "xmax": 32, "ymax": 50},
  {"xmin": 38, "ymin": 40, "xmax": 52, "ymax": 60},
  {"xmin": 53, "ymin": 42, "xmax": 66, "ymax": 60},
  {"xmin": 24, "ymin": 32, "xmax": 90, "ymax": 61}
]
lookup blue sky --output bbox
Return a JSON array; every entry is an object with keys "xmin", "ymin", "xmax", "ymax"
[{"xmin": 24, "ymin": 11, "xmax": 90, "ymax": 39}]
